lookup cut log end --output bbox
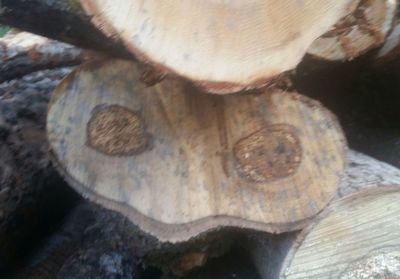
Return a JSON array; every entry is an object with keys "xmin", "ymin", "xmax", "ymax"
[
  {"xmin": 307, "ymin": 0, "xmax": 397, "ymax": 61},
  {"xmin": 244, "ymin": 152, "xmax": 400, "ymax": 279},
  {"xmin": 282, "ymin": 187, "xmax": 400, "ymax": 279},
  {"xmin": 47, "ymin": 59, "xmax": 346, "ymax": 243},
  {"xmin": 79, "ymin": 0, "xmax": 357, "ymax": 93}
]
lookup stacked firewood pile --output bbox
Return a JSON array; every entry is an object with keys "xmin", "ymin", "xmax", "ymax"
[{"xmin": 1, "ymin": 1, "xmax": 400, "ymax": 278}]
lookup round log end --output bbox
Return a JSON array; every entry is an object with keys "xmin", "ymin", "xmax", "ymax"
[
  {"xmin": 281, "ymin": 187, "xmax": 400, "ymax": 279},
  {"xmin": 47, "ymin": 59, "xmax": 346, "ymax": 242},
  {"xmin": 79, "ymin": 0, "xmax": 357, "ymax": 93}
]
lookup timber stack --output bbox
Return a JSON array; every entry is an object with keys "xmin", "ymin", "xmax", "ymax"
[{"xmin": 1, "ymin": 0, "xmax": 400, "ymax": 278}]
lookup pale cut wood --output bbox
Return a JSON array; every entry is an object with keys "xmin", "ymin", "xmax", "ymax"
[
  {"xmin": 47, "ymin": 59, "xmax": 346, "ymax": 243},
  {"xmin": 307, "ymin": 0, "xmax": 397, "ymax": 61},
  {"xmin": 282, "ymin": 187, "xmax": 400, "ymax": 279},
  {"xmin": 246, "ymin": 150, "xmax": 400, "ymax": 279},
  {"xmin": 79, "ymin": 0, "xmax": 358, "ymax": 93}
]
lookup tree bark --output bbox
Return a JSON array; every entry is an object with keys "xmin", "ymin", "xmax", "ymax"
[
  {"xmin": 245, "ymin": 150, "xmax": 400, "ymax": 279},
  {"xmin": 0, "ymin": 31, "xmax": 94, "ymax": 83},
  {"xmin": 0, "ymin": 68, "xmax": 81, "ymax": 276},
  {"xmin": 0, "ymin": 0, "xmax": 131, "ymax": 58},
  {"xmin": 16, "ymin": 200, "xmax": 240, "ymax": 278},
  {"xmin": 15, "ymin": 202, "xmax": 146, "ymax": 279}
]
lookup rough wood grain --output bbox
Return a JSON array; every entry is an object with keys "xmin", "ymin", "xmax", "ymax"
[
  {"xmin": 0, "ymin": 31, "xmax": 90, "ymax": 83},
  {"xmin": 47, "ymin": 59, "xmax": 346, "ymax": 243},
  {"xmin": 79, "ymin": 0, "xmax": 358, "ymax": 93},
  {"xmin": 307, "ymin": 0, "xmax": 397, "ymax": 61},
  {"xmin": 246, "ymin": 150, "xmax": 400, "ymax": 279},
  {"xmin": 282, "ymin": 187, "xmax": 400, "ymax": 279}
]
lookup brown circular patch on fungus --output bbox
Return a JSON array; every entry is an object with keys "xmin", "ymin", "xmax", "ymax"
[
  {"xmin": 87, "ymin": 105, "xmax": 148, "ymax": 156},
  {"xmin": 233, "ymin": 125, "xmax": 301, "ymax": 182}
]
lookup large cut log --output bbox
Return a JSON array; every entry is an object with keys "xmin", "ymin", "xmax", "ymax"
[
  {"xmin": 47, "ymin": 59, "xmax": 346, "ymax": 243},
  {"xmin": 307, "ymin": 0, "xmax": 397, "ymax": 61},
  {"xmin": 282, "ymin": 187, "xmax": 400, "ymax": 279},
  {"xmin": 78, "ymin": 0, "xmax": 358, "ymax": 93},
  {"xmin": 246, "ymin": 150, "xmax": 400, "ymax": 279},
  {"xmin": 0, "ymin": 0, "xmax": 130, "ymax": 58},
  {"xmin": 0, "ymin": 31, "xmax": 91, "ymax": 83}
]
